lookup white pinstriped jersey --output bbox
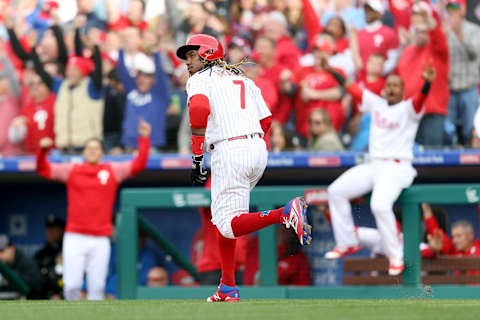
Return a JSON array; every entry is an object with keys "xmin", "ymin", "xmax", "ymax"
[{"xmin": 186, "ymin": 66, "xmax": 272, "ymax": 146}]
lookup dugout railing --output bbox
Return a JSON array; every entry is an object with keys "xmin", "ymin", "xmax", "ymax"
[{"xmin": 116, "ymin": 184, "xmax": 480, "ymax": 299}]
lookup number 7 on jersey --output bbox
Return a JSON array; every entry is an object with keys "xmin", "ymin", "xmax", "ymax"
[{"xmin": 233, "ymin": 80, "xmax": 246, "ymax": 109}]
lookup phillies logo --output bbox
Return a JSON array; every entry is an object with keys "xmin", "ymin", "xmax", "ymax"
[
  {"xmin": 34, "ymin": 110, "xmax": 48, "ymax": 130},
  {"xmin": 374, "ymin": 111, "xmax": 400, "ymax": 130},
  {"xmin": 374, "ymin": 34, "xmax": 384, "ymax": 48},
  {"xmin": 306, "ymin": 74, "xmax": 329, "ymax": 88},
  {"xmin": 260, "ymin": 210, "xmax": 270, "ymax": 217},
  {"xmin": 97, "ymin": 170, "xmax": 110, "ymax": 185},
  {"xmin": 466, "ymin": 187, "xmax": 479, "ymax": 203}
]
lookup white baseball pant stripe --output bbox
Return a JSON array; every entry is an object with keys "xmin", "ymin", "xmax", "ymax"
[
  {"xmin": 210, "ymin": 137, "xmax": 268, "ymax": 239},
  {"xmin": 63, "ymin": 232, "xmax": 111, "ymax": 300},
  {"xmin": 327, "ymin": 160, "xmax": 416, "ymax": 261}
]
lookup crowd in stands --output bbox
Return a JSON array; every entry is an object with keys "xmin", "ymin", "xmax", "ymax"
[{"xmin": 0, "ymin": 0, "xmax": 480, "ymax": 158}]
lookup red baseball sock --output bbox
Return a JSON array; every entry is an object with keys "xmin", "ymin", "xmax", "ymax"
[
  {"xmin": 230, "ymin": 207, "xmax": 286, "ymax": 237},
  {"xmin": 217, "ymin": 229, "xmax": 237, "ymax": 287}
]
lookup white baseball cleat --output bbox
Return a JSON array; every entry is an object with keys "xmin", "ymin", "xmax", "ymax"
[
  {"xmin": 324, "ymin": 245, "xmax": 362, "ymax": 259},
  {"xmin": 388, "ymin": 258, "xmax": 404, "ymax": 276}
]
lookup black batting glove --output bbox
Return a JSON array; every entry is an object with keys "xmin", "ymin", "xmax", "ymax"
[{"xmin": 191, "ymin": 155, "xmax": 208, "ymax": 185}]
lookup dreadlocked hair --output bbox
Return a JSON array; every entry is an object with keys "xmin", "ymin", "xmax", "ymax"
[{"xmin": 201, "ymin": 56, "xmax": 252, "ymax": 76}]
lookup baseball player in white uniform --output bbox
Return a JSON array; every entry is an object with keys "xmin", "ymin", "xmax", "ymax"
[
  {"xmin": 321, "ymin": 58, "xmax": 436, "ymax": 276},
  {"xmin": 176, "ymin": 34, "xmax": 311, "ymax": 302}
]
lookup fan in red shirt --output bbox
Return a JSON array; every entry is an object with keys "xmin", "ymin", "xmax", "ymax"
[
  {"xmin": 423, "ymin": 205, "xmax": 480, "ymax": 275},
  {"xmin": 396, "ymin": 4, "xmax": 449, "ymax": 147},
  {"xmin": 253, "ymin": 35, "xmax": 291, "ymax": 124},
  {"xmin": 264, "ymin": 11, "xmax": 300, "ymax": 71},
  {"xmin": 258, "ymin": 11, "xmax": 301, "ymax": 125},
  {"xmin": 36, "ymin": 120, "xmax": 151, "ymax": 300},
  {"xmin": 105, "ymin": 0, "xmax": 148, "ymax": 32},
  {"xmin": 302, "ymin": 0, "xmax": 349, "ymax": 53},
  {"xmin": 244, "ymin": 225, "xmax": 311, "ymax": 286},
  {"xmin": 357, "ymin": 0, "xmax": 400, "ymax": 74},
  {"xmin": 388, "ymin": 0, "xmax": 414, "ymax": 30},
  {"xmin": 9, "ymin": 74, "xmax": 55, "ymax": 154},
  {"xmin": 281, "ymin": 39, "xmax": 345, "ymax": 138}
]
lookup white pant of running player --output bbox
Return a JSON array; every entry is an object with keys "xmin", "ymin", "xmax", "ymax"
[
  {"xmin": 328, "ymin": 159, "xmax": 416, "ymax": 262},
  {"xmin": 210, "ymin": 136, "xmax": 268, "ymax": 239},
  {"xmin": 63, "ymin": 232, "xmax": 111, "ymax": 300}
]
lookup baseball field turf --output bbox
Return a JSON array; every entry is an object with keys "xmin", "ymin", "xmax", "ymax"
[{"xmin": 1, "ymin": 299, "xmax": 479, "ymax": 320}]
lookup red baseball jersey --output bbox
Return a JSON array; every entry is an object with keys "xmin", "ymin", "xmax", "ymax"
[
  {"xmin": 388, "ymin": 0, "xmax": 413, "ymax": 30},
  {"xmin": 396, "ymin": 20, "xmax": 449, "ymax": 115},
  {"xmin": 292, "ymin": 66, "xmax": 346, "ymax": 137},
  {"xmin": 20, "ymin": 93, "xmax": 56, "ymax": 154},
  {"xmin": 108, "ymin": 15, "xmax": 148, "ymax": 32},
  {"xmin": 358, "ymin": 24, "xmax": 399, "ymax": 68},
  {"xmin": 36, "ymin": 137, "xmax": 150, "ymax": 236}
]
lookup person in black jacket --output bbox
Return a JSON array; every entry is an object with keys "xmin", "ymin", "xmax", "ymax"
[
  {"xmin": 103, "ymin": 70, "xmax": 126, "ymax": 154},
  {"xmin": 34, "ymin": 215, "xmax": 65, "ymax": 300},
  {"xmin": 0, "ymin": 235, "xmax": 44, "ymax": 299}
]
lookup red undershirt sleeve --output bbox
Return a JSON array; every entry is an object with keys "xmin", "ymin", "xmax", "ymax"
[
  {"xmin": 189, "ymin": 94, "xmax": 211, "ymax": 155},
  {"xmin": 260, "ymin": 116, "xmax": 272, "ymax": 135},
  {"xmin": 412, "ymin": 92, "xmax": 427, "ymax": 114},
  {"xmin": 36, "ymin": 147, "xmax": 72, "ymax": 182},
  {"xmin": 36, "ymin": 147, "xmax": 52, "ymax": 179},
  {"xmin": 130, "ymin": 136, "xmax": 150, "ymax": 176},
  {"xmin": 346, "ymin": 82, "xmax": 364, "ymax": 104}
]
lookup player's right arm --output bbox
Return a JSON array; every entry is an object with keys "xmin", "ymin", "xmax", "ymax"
[
  {"xmin": 186, "ymin": 75, "xmax": 210, "ymax": 185},
  {"xmin": 36, "ymin": 137, "xmax": 72, "ymax": 183},
  {"xmin": 321, "ymin": 58, "xmax": 364, "ymax": 105}
]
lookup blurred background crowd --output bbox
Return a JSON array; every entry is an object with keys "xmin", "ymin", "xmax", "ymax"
[{"xmin": 0, "ymin": 0, "xmax": 480, "ymax": 158}]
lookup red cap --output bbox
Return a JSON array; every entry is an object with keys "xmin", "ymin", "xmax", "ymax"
[
  {"xmin": 67, "ymin": 56, "xmax": 94, "ymax": 76},
  {"xmin": 313, "ymin": 40, "xmax": 334, "ymax": 55},
  {"xmin": 44, "ymin": 1, "xmax": 59, "ymax": 11},
  {"xmin": 446, "ymin": 0, "xmax": 466, "ymax": 8}
]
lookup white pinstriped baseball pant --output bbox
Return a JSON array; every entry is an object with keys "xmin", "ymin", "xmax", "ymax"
[{"xmin": 210, "ymin": 136, "xmax": 268, "ymax": 239}]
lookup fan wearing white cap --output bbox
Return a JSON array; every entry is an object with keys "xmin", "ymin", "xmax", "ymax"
[
  {"xmin": 117, "ymin": 48, "xmax": 171, "ymax": 152},
  {"xmin": 357, "ymin": 0, "xmax": 400, "ymax": 75}
]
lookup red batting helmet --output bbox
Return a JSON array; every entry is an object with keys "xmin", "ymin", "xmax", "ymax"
[{"xmin": 176, "ymin": 34, "xmax": 224, "ymax": 61}]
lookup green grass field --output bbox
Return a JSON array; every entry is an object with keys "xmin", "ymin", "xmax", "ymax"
[{"xmin": 1, "ymin": 300, "xmax": 479, "ymax": 320}]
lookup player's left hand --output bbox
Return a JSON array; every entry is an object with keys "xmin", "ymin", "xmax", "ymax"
[
  {"xmin": 191, "ymin": 155, "xmax": 209, "ymax": 185},
  {"xmin": 421, "ymin": 60, "xmax": 436, "ymax": 83}
]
